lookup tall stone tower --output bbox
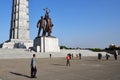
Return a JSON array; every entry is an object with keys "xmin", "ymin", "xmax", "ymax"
[
  {"xmin": 2, "ymin": 0, "xmax": 33, "ymax": 49},
  {"xmin": 10, "ymin": 0, "xmax": 30, "ymax": 40}
]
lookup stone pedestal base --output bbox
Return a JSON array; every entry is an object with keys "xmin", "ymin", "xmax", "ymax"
[
  {"xmin": 2, "ymin": 39, "xmax": 33, "ymax": 49},
  {"xmin": 34, "ymin": 37, "xmax": 60, "ymax": 52}
]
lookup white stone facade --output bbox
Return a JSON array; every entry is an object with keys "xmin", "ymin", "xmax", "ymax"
[
  {"xmin": 34, "ymin": 37, "xmax": 60, "ymax": 52},
  {"xmin": 10, "ymin": 0, "xmax": 30, "ymax": 40},
  {"xmin": 2, "ymin": 39, "xmax": 33, "ymax": 49},
  {"xmin": 2, "ymin": 0, "xmax": 33, "ymax": 49}
]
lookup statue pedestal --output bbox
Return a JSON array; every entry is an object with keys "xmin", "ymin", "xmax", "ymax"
[{"xmin": 34, "ymin": 37, "xmax": 60, "ymax": 52}]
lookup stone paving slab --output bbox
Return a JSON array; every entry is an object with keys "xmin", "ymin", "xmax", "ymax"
[{"xmin": 0, "ymin": 56, "xmax": 120, "ymax": 80}]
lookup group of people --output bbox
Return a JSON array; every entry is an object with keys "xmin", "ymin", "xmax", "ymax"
[
  {"xmin": 30, "ymin": 53, "xmax": 78, "ymax": 78},
  {"xmin": 98, "ymin": 53, "xmax": 118, "ymax": 60},
  {"xmin": 66, "ymin": 53, "xmax": 82, "ymax": 66},
  {"xmin": 30, "ymin": 52, "xmax": 118, "ymax": 78},
  {"xmin": 67, "ymin": 53, "xmax": 82, "ymax": 60}
]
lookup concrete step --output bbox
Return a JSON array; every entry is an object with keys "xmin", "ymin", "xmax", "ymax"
[{"xmin": 0, "ymin": 49, "xmax": 111, "ymax": 59}]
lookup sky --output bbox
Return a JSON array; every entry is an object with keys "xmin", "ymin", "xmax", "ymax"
[{"xmin": 0, "ymin": 0, "xmax": 120, "ymax": 48}]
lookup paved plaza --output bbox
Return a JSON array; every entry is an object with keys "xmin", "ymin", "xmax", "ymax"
[{"xmin": 0, "ymin": 56, "xmax": 120, "ymax": 80}]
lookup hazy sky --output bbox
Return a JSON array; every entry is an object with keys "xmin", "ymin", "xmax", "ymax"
[{"xmin": 0, "ymin": 0, "xmax": 120, "ymax": 48}]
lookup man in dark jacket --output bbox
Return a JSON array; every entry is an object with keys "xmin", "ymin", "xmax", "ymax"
[{"xmin": 31, "ymin": 54, "xmax": 37, "ymax": 78}]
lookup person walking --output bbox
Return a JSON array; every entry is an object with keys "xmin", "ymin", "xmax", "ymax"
[
  {"xmin": 66, "ymin": 54, "xmax": 70, "ymax": 66},
  {"xmin": 79, "ymin": 53, "xmax": 81, "ymax": 60},
  {"xmin": 114, "ymin": 52, "xmax": 117, "ymax": 60},
  {"xmin": 49, "ymin": 54, "xmax": 52, "ymax": 59},
  {"xmin": 71, "ymin": 54, "xmax": 74, "ymax": 59},
  {"xmin": 31, "ymin": 54, "xmax": 37, "ymax": 78},
  {"xmin": 98, "ymin": 53, "xmax": 102, "ymax": 60},
  {"xmin": 106, "ymin": 53, "xmax": 110, "ymax": 60}
]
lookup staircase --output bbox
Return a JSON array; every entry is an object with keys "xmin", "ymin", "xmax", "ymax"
[{"xmin": 0, "ymin": 49, "xmax": 109, "ymax": 59}]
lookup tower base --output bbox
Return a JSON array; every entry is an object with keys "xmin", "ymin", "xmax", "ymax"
[{"xmin": 1, "ymin": 39, "xmax": 33, "ymax": 49}]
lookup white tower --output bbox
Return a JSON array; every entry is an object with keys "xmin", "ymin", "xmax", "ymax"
[
  {"xmin": 2, "ymin": 0, "xmax": 33, "ymax": 49},
  {"xmin": 10, "ymin": 0, "xmax": 30, "ymax": 40}
]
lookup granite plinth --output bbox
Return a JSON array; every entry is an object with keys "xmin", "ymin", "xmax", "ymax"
[
  {"xmin": 2, "ymin": 39, "xmax": 33, "ymax": 49},
  {"xmin": 34, "ymin": 37, "xmax": 60, "ymax": 52}
]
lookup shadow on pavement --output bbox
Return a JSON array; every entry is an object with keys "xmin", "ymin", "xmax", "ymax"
[
  {"xmin": 52, "ymin": 64, "xmax": 65, "ymax": 66},
  {"xmin": 86, "ymin": 59, "xmax": 98, "ymax": 61},
  {"xmin": 10, "ymin": 72, "xmax": 31, "ymax": 78}
]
